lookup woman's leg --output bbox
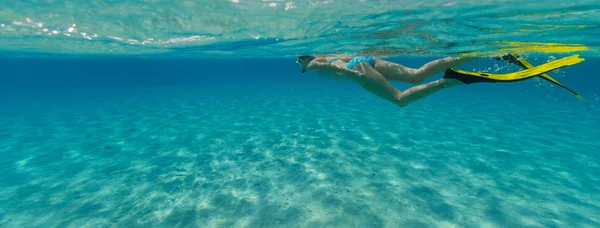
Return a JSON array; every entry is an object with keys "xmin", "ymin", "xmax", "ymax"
[
  {"xmin": 351, "ymin": 62, "xmax": 463, "ymax": 107},
  {"xmin": 374, "ymin": 56, "xmax": 483, "ymax": 84}
]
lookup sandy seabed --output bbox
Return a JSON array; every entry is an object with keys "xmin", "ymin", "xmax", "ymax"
[{"xmin": 1, "ymin": 85, "xmax": 599, "ymax": 228}]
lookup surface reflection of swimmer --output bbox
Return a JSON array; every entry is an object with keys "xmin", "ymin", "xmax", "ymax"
[{"xmin": 295, "ymin": 54, "xmax": 585, "ymax": 107}]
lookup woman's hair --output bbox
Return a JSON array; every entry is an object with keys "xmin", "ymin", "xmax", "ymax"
[{"xmin": 296, "ymin": 55, "xmax": 314, "ymax": 60}]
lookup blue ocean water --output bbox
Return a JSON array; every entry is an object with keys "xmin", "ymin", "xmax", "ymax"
[
  {"xmin": 2, "ymin": 1, "xmax": 600, "ymax": 227},
  {"xmin": 1, "ymin": 56, "xmax": 599, "ymax": 227}
]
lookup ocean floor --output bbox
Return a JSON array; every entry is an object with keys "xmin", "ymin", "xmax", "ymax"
[{"xmin": 1, "ymin": 84, "xmax": 599, "ymax": 228}]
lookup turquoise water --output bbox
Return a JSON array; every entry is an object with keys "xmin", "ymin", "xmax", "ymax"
[
  {"xmin": 2, "ymin": 1, "xmax": 600, "ymax": 228},
  {"xmin": 1, "ymin": 0, "xmax": 600, "ymax": 57}
]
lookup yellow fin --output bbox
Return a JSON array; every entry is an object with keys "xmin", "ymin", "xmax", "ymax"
[
  {"xmin": 451, "ymin": 54, "xmax": 584, "ymax": 81},
  {"xmin": 508, "ymin": 54, "xmax": 587, "ymax": 102}
]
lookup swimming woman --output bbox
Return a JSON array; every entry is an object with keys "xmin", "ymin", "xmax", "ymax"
[{"xmin": 295, "ymin": 54, "xmax": 585, "ymax": 107}]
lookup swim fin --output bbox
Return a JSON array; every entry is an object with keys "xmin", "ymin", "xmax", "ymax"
[
  {"xmin": 496, "ymin": 54, "xmax": 586, "ymax": 101},
  {"xmin": 443, "ymin": 54, "xmax": 585, "ymax": 84}
]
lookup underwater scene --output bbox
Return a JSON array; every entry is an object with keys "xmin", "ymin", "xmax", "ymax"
[{"xmin": 1, "ymin": 0, "xmax": 600, "ymax": 227}]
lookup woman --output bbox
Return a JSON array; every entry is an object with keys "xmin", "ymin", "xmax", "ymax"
[{"xmin": 295, "ymin": 53, "xmax": 583, "ymax": 107}]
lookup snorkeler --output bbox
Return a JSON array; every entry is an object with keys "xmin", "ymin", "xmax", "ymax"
[{"xmin": 295, "ymin": 54, "xmax": 585, "ymax": 107}]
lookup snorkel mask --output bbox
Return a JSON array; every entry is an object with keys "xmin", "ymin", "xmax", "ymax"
[{"xmin": 296, "ymin": 55, "xmax": 310, "ymax": 74}]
